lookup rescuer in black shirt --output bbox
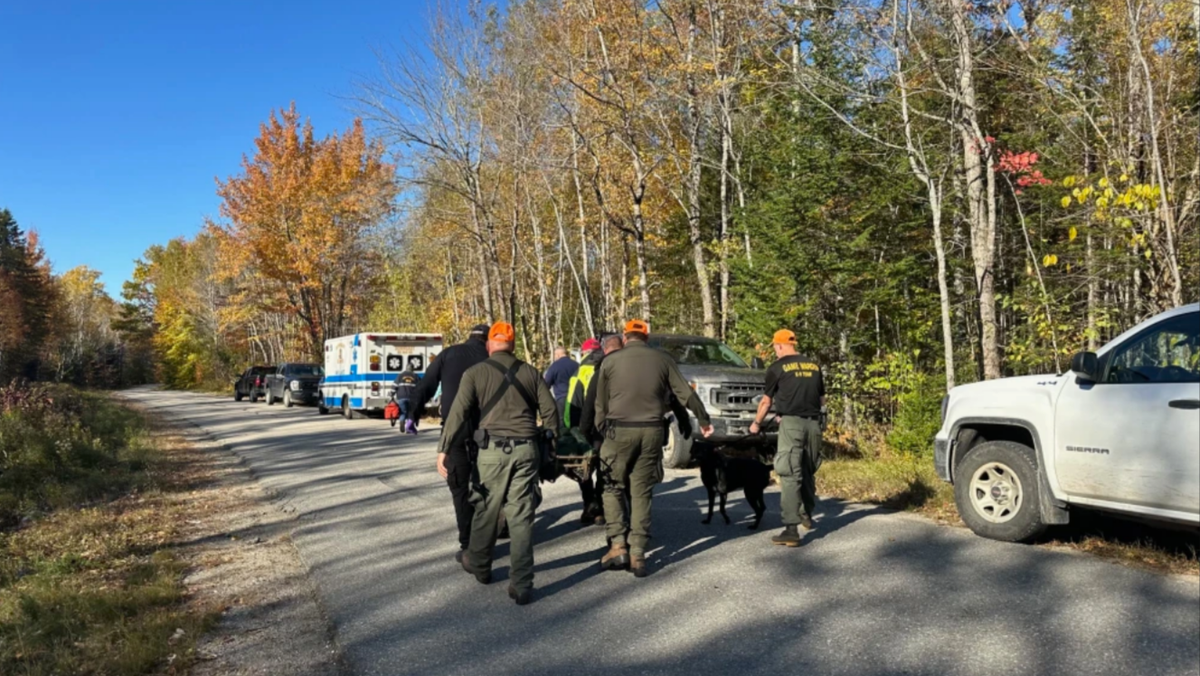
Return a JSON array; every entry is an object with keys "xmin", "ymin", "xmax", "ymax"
[
  {"xmin": 413, "ymin": 324, "xmax": 490, "ymax": 558},
  {"xmin": 750, "ymin": 329, "xmax": 825, "ymax": 547}
]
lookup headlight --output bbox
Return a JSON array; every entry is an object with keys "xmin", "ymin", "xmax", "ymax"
[{"xmin": 289, "ymin": 380, "xmax": 301, "ymax": 391}]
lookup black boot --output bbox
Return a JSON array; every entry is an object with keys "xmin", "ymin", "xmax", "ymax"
[
  {"xmin": 771, "ymin": 525, "xmax": 801, "ymax": 547},
  {"xmin": 508, "ymin": 585, "xmax": 533, "ymax": 606}
]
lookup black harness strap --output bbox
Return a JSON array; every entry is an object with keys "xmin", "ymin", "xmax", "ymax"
[{"xmin": 479, "ymin": 359, "xmax": 537, "ymax": 425}]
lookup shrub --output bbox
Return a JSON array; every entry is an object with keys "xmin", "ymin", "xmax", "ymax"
[
  {"xmin": 0, "ymin": 380, "xmax": 146, "ymax": 527},
  {"xmin": 887, "ymin": 371, "xmax": 945, "ymax": 457}
]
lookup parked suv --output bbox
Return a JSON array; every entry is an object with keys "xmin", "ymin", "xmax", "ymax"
[
  {"xmin": 650, "ymin": 334, "xmax": 776, "ymax": 468},
  {"xmin": 265, "ymin": 363, "xmax": 324, "ymax": 408},
  {"xmin": 234, "ymin": 365, "xmax": 274, "ymax": 403},
  {"xmin": 935, "ymin": 303, "xmax": 1200, "ymax": 542}
]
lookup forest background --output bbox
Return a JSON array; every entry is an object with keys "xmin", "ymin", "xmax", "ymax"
[{"xmin": 2, "ymin": 0, "xmax": 1196, "ymax": 451}]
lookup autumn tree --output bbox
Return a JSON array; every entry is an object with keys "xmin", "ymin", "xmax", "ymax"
[{"xmin": 213, "ymin": 105, "xmax": 397, "ymax": 361}]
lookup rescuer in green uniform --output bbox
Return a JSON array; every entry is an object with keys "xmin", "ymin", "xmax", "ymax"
[
  {"xmin": 437, "ymin": 321, "xmax": 559, "ymax": 605},
  {"xmin": 593, "ymin": 320, "xmax": 713, "ymax": 577},
  {"xmin": 750, "ymin": 329, "xmax": 825, "ymax": 547}
]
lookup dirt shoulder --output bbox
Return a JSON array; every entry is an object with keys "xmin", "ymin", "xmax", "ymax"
[{"xmin": 148, "ymin": 414, "xmax": 345, "ymax": 676}]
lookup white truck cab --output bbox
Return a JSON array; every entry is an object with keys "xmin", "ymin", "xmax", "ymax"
[
  {"xmin": 935, "ymin": 304, "xmax": 1200, "ymax": 542},
  {"xmin": 319, "ymin": 333, "xmax": 443, "ymax": 418}
]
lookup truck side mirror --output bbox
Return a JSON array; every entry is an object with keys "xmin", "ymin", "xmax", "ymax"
[
  {"xmin": 750, "ymin": 356, "xmax": 764, "ymax": 369},
  {"xmin": 1070, "ymin": 351, "xmax": 1100, "ymax": 382}
]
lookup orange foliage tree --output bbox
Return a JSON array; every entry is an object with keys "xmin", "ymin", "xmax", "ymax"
[{"xmin": 212, "ymin": 105, "xmax": 397, "ymax": 360}]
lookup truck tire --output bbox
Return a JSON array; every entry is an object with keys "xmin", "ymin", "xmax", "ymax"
[
  {"xmin": 266, "ymin": 389, "xmax": 276, "ymax": 406},
  {"xmin": 284, "ymin": 390, "xmax": 293, "ymax": 408},
  {"xmin": 235, "ymin": 390, "xmax": 243, "ymax": 402},
  {"xmin": 953, "ymin": 440, "xmax": 1047, "ymax": 543},
  {"xmin": 250, "ymin": 392, "xmax": 259, "ymax": 403},
  {"xmin": 317, "ymin": 393, "xmax": 329, "ymax": 415},
  {"xmin": 663, "ymin": 418, "xmax": 694, "ymax": 469},
  {"xmin": 342, "ymin": 395, "xmax": 354, "ymax": 420}
]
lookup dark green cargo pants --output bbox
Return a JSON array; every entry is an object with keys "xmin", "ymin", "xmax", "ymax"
[
  {"xmin": 468, "ymin": 438, "xmax": 539, "ymax": 593},
  {"xmin": 600, "ymin": 425, "xmax": 666, "ymax": 555},
  {"xmin": 775, "ymin": 416, "xmax": 823, "ymax": 525}
]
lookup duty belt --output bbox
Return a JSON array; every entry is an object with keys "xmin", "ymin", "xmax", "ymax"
[
  {"xmin": 487, "ymin": 435, "xmax": 535, "ymax": 446},
  {"xmin": 607, "ymin": 420, "xmax": 666, "ymax": 428},
  {"xmin": 781, "ymin": 414, "xmax": 820, "ymax": 421}
]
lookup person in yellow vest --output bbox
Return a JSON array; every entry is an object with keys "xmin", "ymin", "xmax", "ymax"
[{"xmin": 564, "ymin": 334, "xmax": 623, "ymax": 525}]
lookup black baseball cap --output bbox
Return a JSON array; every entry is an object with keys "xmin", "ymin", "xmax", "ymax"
[{"xmin": 469, "ymin": 324, "xmax": 490, "ymax": 336}]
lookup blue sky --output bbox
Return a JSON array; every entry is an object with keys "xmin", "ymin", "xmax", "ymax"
[{"xmin": 0, "ymin": 0, "xmax": 440, "ymax": 294}]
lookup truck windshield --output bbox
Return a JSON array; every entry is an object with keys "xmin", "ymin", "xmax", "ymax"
[
  {"xmin": 651, "ymin": 337, "xmax": 748, "ymax": 367},
  {"xmin": 289, "ymin": 365, "xmax": 323, "ymax": 377}
]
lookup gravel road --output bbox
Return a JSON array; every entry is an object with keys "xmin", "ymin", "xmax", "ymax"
[{"xmin": 127, "ymin": 388, "xmax": 1200, "ymax": 676}]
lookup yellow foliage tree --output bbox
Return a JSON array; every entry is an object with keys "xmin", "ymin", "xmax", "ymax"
[{"xmin": 212, "ymin": 105, "xmax": 397, "ymax": 360}]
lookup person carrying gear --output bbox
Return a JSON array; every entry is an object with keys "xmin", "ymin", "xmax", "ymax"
[
  {"xmin": 750, "ymin": 329, "xmax": 826, "ymax": 547},
  {"xmin": 593, "ymin": 320, "xmax": 713, "ymax": 577},
  {"xmin": 437, "ymin": 321, "xmax": 559, "ymax": 606},
  {"xmin": 390, "ymin": 369, "xmax": 420, "ymax": 434},
  {"xmin": 563, "ymin": 335, "xmax": 620, "ymax": 525},
  {"xmin": 417, "ymin": 323, "xmax": 490, "ymax": 559}
]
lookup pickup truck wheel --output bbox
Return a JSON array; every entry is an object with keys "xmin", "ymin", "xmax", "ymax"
[
  {"xmin": 250, "ymin": 392, "xmax": 259, "ymax": 403},
  {"xmin": 663, "ymin": 417, "xmax": 694, "ymax": 469},
  {"xmin": 954, "ymin": 440, "xmax": 1047, "ymax": 543},
  {"xmin": 266, "ymin": 390, "xmax": 276, "ymax": 406},
  {"xmin": 234, "ymin": 391, "xmax": 243, "ymax": 402},
  {"xmin": 284, "ymin": 390, "xmax": 293, "ymax": 408}
]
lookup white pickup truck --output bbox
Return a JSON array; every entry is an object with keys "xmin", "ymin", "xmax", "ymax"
[{"xmin": 935, "ymin": 303, "xmax": 1200, "ymax": 542}]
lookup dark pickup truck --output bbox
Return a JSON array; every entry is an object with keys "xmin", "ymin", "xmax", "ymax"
[
  {"xmin": 264, "ymin": 362, "xmax": 324, "ymax": 407},
  {"xmin": 234, "ymin": 365, "xmax": 274, "ymax": 403}
]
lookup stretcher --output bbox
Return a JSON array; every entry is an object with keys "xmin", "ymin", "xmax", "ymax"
[{"xmin": 552, "ymin": 429, "xmax": 595, "ymax": 480}]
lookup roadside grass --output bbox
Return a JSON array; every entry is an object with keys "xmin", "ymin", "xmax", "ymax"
[
  {"xmin": 816, "ymin": 423, "xmax": 1199, "ymax": 576},
  {"xmin": 0, "ymin": 384, "xmax": 217, "ymax": 675}
]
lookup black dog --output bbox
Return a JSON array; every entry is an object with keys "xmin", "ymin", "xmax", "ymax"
[{"xmin": 699, "ymin": 448, "xmax": 771, "ymax": 530}]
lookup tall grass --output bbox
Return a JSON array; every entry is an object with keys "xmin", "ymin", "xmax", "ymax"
[
  {"xmin": 0, "ymin": 381, "xmax": 149, "ymax": 527},
  {"xmin": 0, "ymin": 382, "xmax": 214, "ymax": 675}
]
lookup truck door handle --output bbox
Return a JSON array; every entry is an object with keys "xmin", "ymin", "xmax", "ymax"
[{"xmin": 1169, "ymin": 399, "xmax": 1200, "ymax": 410}]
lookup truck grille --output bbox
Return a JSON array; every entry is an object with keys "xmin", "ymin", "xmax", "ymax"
[{"xmin": 711, "ymin": 382, "xmax": 764, "ymax": 409}]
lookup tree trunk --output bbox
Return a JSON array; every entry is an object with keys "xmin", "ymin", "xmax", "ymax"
[
  {"xmin": 948, "ymin": 0, "xmax": 1001, "ymax": 379},
  {"xmin": 684, "ymin": 3, "xmax": 715, "ymax": 337}
]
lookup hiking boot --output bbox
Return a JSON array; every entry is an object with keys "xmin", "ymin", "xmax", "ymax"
[
  {"xmin": 772, "ymin": 525, "xmax": 802, "ymax": 547},
  {"xmin": 508, "ymin": 585, "xmax": 533, "ymax": 606},
  {"xmin": 800, "ymin": 514, "xmax": 815, "ymax": 531},
  {"xmin": 454, "ymin": 549, "xmax": 465, "ymax": 564},
  {"xmin": 600, "ymin": 544, "xmax": 630, "ymax": 571},
  {"xmin": 629, "ymin": 553, "xmax": 648, "ymax": 578},
  {"xmin": 460, "ymin": 552, "xmax": 492, "ymax": 584},
  {"xmin": 593, "ymin": 515, "xmax": 606, "ymax": 526}
]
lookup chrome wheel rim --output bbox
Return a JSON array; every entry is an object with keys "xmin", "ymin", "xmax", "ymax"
[{"xmin": 969, "ymin": 462, "xmax": 1024, "ymax": 524}]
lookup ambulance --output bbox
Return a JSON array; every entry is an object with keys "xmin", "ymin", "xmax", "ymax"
[{"xmin": 318, "ymin": 333, "xmax": 443, "ymax": 417}]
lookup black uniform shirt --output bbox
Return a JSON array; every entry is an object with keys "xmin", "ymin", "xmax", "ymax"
[
  {"xmin": 764, "ymin": 354, "xmax": 825, "ymax": 418},
  {"xmin": 412, "ymin": 336, "xmax": 489, "ymax": 419}
]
